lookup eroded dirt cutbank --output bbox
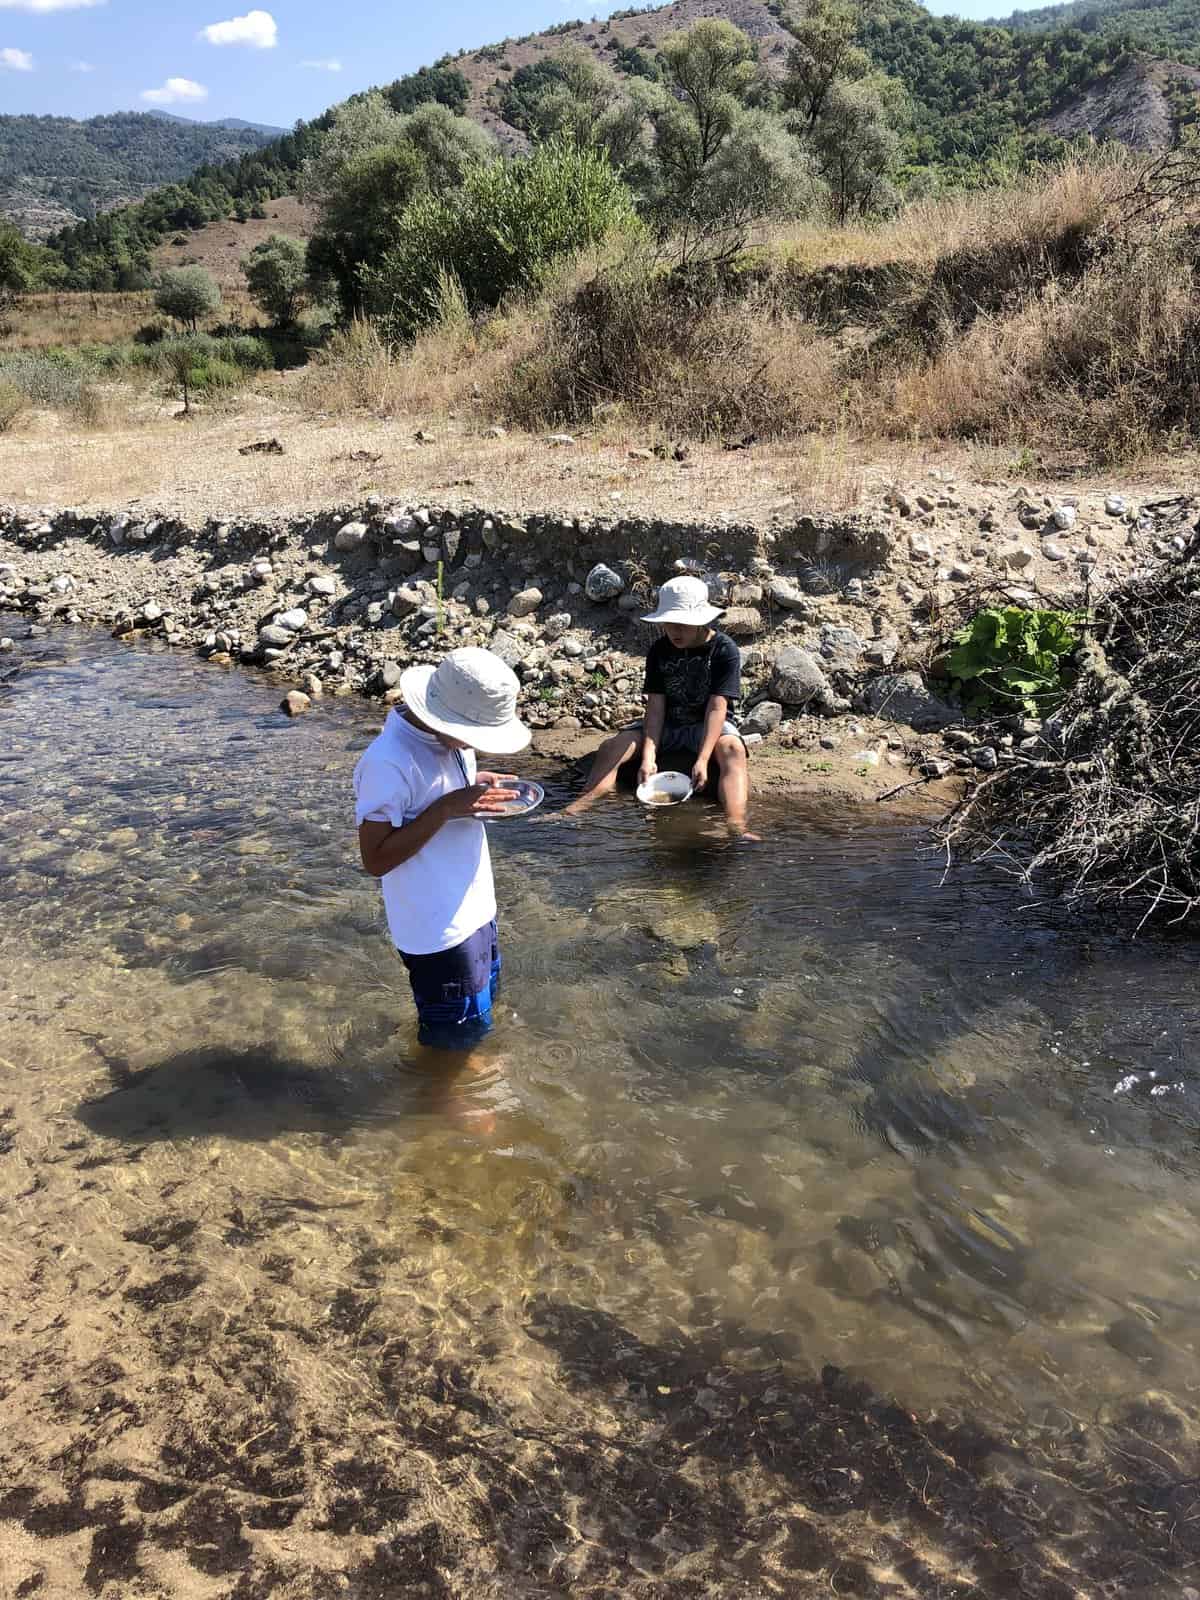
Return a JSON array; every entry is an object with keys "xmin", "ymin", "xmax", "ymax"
[{"xmin": 2, "ymin": 480, "xmax": 1191, "ymax": 803}]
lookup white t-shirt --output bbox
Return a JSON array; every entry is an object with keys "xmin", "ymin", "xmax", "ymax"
[{"xmin": 353, "ymin": 710, "xmax": 496, "ymax": 956}]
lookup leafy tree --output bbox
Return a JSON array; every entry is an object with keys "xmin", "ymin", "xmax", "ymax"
[
  {"xmin": 241, "ymin": 233, "xmax": 307, "ymax": 325},
  {"xmin": 299, "ymin": 92, "xmax": 405, "ymax": 208},
  {"xmin": 306, "ymin": 142, "xmax": 427, "ymax": 315},
  {"xmin": 386, "ymin": 62, "xmax": 471, "ymax": 115},
  {"xmin": 363, "ymin": 138, "xmax": 637, "ymax": 339},
  {"xmin": 0, "ymin": 221, "xmax": 41, "ymax": 304},
  {"xmin": 394, "ymin": 102, "xmax": 496, "ymax": 192},
  {"xmin": 809, "ymin": 78, "xmax": 901, "ymax": 222},
  {"xmin": 153, "ymin": 265, "xmax": 221, "ymax": 332},
  {"xmin": 783, "ymin": 0, "xmax": 872, "ymax": 127}
]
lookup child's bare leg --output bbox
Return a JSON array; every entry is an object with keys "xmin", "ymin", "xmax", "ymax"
[
  {"xmin": 714, "ymin": 734, "xmax": 752, "ymax": 834},
  {"xmin": 563, "ymin": 729, "xmax": 641, "ymax": 814}
]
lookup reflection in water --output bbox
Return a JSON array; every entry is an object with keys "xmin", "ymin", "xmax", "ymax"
[{"xmin": 3, "ymin": 617, "xmax": 1200, "ymax": 1435}]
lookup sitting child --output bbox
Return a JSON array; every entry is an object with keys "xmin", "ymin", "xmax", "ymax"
[{"xmin": 564, "ymin": 574, "xmax": 752, "ymax": 834}]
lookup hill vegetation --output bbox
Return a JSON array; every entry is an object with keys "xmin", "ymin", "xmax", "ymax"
[
  {"xmin": 0, "ymin": 112, "xmax": 280, "ymax": 239},
  {"xmin": 5, "ymin": 0, "xmax": 1200, "ymax": 292},
  {"xmin": 994, "ymin": 0, "xmax": 1200, "ymax": 66}
]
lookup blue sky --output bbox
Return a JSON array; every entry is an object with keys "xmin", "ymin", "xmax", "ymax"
[{"xmin": 0, "ymin": 0, "xmax": 1028, "ymax": 125}]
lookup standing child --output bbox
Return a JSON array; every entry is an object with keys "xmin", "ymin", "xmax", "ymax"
[
  {"xmin": 354, "ymin": 648, "xmax": 530, "ymax": 1059},
  {"xmin": 564, "ymin": 575, "xmax": 752, "ymax": 833}
]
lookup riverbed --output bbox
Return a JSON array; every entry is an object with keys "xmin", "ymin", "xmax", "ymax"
[{"xmin": 2, "ymin": 623, "xmax": 1199, "ymax": 1599}]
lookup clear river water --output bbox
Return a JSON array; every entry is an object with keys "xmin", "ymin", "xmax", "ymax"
[{"xmin": 2, "ymin": 622, "xmax": 1199, "ymax": 1597}]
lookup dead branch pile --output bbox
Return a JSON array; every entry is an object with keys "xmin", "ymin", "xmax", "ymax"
[{"xmin": 940, "ymin": 506, "xmax": 1200, "ymax": 929}]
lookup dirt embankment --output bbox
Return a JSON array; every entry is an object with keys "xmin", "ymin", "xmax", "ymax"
[{"xmin": 1, "ymin": 470, "xmax": 1193, "ymax": 807}]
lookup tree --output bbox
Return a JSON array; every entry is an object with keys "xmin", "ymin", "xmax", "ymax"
[
  {"xmin": 386, "ymin": 62, "xmax": 471, "ymax": 116},
  {"xmin": 153, "ymin": 265, "xmax": 221, "ymax": 332},
  {"xmin": 809, "ymin": 79, "xmax": 901, "ymax": 223},
  {"xmin": 644, "ymin": 21, "xmax": 811, "ymax": 258},
  {"xmin": 0, "ymin": 221, "xmax": 39, "ymax": 308},
  {"xmin": 362, "ymin": 139, "xmax": 638, "ymax": 340},
  {"xmin": 298, "ymin": 92, "xmax": 406, "ymax": 208},
  {"xmin": 241, "ymin": 233, "xmax": 307, "ymax": 325},
  {"xmin": 783, "ymin": 0, "xmax": 871, "ymax": 128},
  {"xmin": 306, "ymin": 142, "xmax": 428, "ymax": 316},
  {"xmin": 395, "ymin": 102, "xmax": 496, "ymax": 193}
]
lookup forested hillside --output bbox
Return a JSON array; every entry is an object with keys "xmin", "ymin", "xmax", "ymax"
[
  {"xmin": 0, "ymin": 112, "xmax": 280, "ymax": 238},
  {"xmin": 994, "ymin": 0, "xmax": 1200, "ymax": 65},
  {"xmin": 9, "ymin": 0, "xmax": 1200, "ymax": 289}
]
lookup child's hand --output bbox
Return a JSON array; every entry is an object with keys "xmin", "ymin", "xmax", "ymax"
[
  {"xmin": 440, "ymin": 782, "xmax": 519, "ymax": 820},
  {"xmin": 477, "ymin": 771, "xmax": 518, "ymax": 789},
  {"xmin": 691, "ymin": 757, "xmax": 710, "ymax": 791},
  {"xmin": 638, "ymin": 756, "xmax": 657, "ymax": 786}
]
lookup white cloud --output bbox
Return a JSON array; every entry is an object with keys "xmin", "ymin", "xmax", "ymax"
[
  {"xmin": 301, "ymin": 56, "xmax": 341, "ymax": 72},
  {"xmin": 0, "ymin": 0, "xmax": 104, "ymax": 11},
  {"xmin": 141, "ymin": 76, "xmax": 208, "ymax": 105},
  {"xmin": 200, "ymin": 8, "xmax": 276, "ymax": 49},
  {"xmin": 0, "ymin": 45, "xmax": 33, "ymax": 69},
  {"xmin": 70, "ymin": 58, "xmax": 95, "ymax": 71}
]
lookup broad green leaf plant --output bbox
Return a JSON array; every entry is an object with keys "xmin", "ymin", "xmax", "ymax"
[{"xmin": 946, "ymin": 606, "xmax": 1081, "ymax": 716}]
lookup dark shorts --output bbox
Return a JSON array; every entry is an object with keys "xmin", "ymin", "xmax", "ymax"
[{"xmin": 399, "ymin": 920, "xmax": 501, "ymax": 1052}]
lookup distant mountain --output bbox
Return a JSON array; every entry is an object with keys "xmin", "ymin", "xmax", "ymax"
[
  {"xmin": 145, "ymin": 110, "xmax": 288, "ymax": 138},
  {"xmin": 994, "ymin": 0, "xmax": 1200, "ymax": 65},
  {"xmin": 0, "ymin": 110, "xmax": 281, "ymax": 238}
]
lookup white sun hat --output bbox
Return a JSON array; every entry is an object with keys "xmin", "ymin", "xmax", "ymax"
[
  {"xmin": 400, "ymin": 647, "xmax": 532, "ymax": 755},
  {"xmin": 642, "ymin": 574, "xmax": 723, "ymax": 627}
]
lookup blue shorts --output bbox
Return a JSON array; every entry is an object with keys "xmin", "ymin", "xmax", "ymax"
[{"xmin": 399, "ymin": 920, "xmax": 501, "ymax": 1052}]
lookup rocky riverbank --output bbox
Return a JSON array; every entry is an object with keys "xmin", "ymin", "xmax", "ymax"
[{"xmin": 1, "ymin": 480, "xmax": 1190, "ymax": 785}]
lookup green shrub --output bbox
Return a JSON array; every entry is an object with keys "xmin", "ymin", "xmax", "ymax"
[
  {"xmin": 153, "ymin": 265, "xmax": 222, "ymax": 331},
  {"xmin": 0, "ymin": 352, "xmax": 100, "ymax": 422},
  {"xmin": 0, "ymin": 378, "xmax": 28, "ymax": 433},
  {"xmin": 363, "ymin": 138, "xmax": 638, "ymax": 340},
  {"xmin": 946, "ymin": 606, "xmax": 1081, "ymax": 715}
]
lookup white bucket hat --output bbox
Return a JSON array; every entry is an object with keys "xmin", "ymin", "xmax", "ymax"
[
  {"xmin": 642, "ymin": 574, "xmax": 723, "ymax": 627},
  {"xmin": 400, "ymin": 647, "xmax": 531, "ymax": 755}
]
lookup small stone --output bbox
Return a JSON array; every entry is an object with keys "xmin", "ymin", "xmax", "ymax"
[
  {"xmin": 303, "ymin": 674, "xmax": 323, "ymax": 698},
  {"xmin": 487, "ymin": 425, "xmax": 508, "ymax": 439},
  {"xmin": 258, "ymin": 624, "xmax": 295, "ymax": 648},
  {"xmin": 973, "ymin": 746, "xmax": 999, "ymax": 770},
  {"xmin": 50, "ymin": 574, "xmax": 74, "ymax": 596},
  {"xmin": 489, "ymin": 629, "xmax": 528, "ymax": 668},
  {"xmin": 585, "ymin": 563, "xmax": 625, "ymax": 602},
  {"xmin": 1041, "ymin": 540, "xmax": 1069, "ymax": 562},
  {"xmin": 768, "ymin": 577, "xmax": 809, "ymax": 614},
  {"xmin": 379, "ymin": 661, "xmax": 403, "ymax": 690},
  {"xmin": 326, "ymin": 650, "xmax": 344, "ymax": 672},
  {"xmin": 1104, "ymin": 495, "xmax": 1127, "ymax": 517},
  {"xmin": 916, "ymin": 494, "xmax": 936, "ymax": 513},
  {"xmin": 391, "ymin": 586, "xmax": 423, "ymax": 616},
  {"xmin": 948, "ymin": 563, "xmax": 972, "ymax": 582},
  {"xmin": 141, "ymin": 600, "xmax": 164, "ymax": 623},
  {"xmin": 308, "ymin": 574, "xmax": 337, "ymax": 597},
  {"xmin": 546, "ymin": 433, "xmax": 576, "ymax": 447},
  {"xmin": 844, "ymin": 578, "xmax": 865, "ymax": 602},
  {"xmin": 475, "ymin": 597, "xmax": 490, "ymax": 616},
  {"xmin": 544, "ymin": 612, "xmax": 573, "ymax": 640},
  {"xmin": 365, "ymin": 601, "xmax": 385, "ymax": 626},
  {"xmin": 628, "ymin": 448, "xmax": 654, "ymax": 461},
  {"xmin": 282, "ymin": 690, "xmax": 311, "ymax": 717},
  {"xmin": 908, "ymin": 533, "xmax": 934, "ymax": 562},
  {"xmin": 920, "ymin": 755, "xmax": 954, "ymax": 778},
  {"xmin": 999, "ymin": 544, "xmax": 1034, "ymax": 571},
  {"xmin": 334, "ymin": 521, "xmax": 368, "ymax": 552},
  {"xmin": 561, "ymin": 638, "xmax": 585, "ymax": 658},
  {"xmin": 0, "ymin": 638, "xmax": 13, "ymax": 652},
  {"xmin": 276, "ymin": 608, "xmax": 308, "ymax": 632},
  {"xmin": 1051, "ymin": 504, "xmax": 1077, "ymax": 531},
  {"xmin": 509, "ymin": 587, "xmax": 544, "ymax": 618}
]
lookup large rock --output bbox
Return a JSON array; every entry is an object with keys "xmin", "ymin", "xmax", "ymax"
[
  {"xmin": 768, "ymin": 647, "xmax": 838, "ymax": 711},
  {"xmin": 585, "ymin": 563, "xmax": 625, "ymax": 602},
  {"xmin": 865, "ymin": 671, "xmax": 958, "ymax": 731},
  {"xmin": 489, "ymin": 629, "xmax": 528, "ymax": 669},
  {"xmin": 508, "ymin": 587, "xmax": 544, "ymax": 618},
  {"xmin": 819, "ymin": 624, "xmax": 867, "ymax": 674},
  {"xmin": 334, "ymin": 521, "xmax": 368, "ymax": 552},
  {"xmin": 258, "ymin": 623, "xmax": 295, "ymax": 648},
  {"xmin": 281, "ymin": 690, "xmax": 310, "ymax": 717},
  {"xmin": 721, "ymin": 606, "xmax": 763, "ymax": 638},
  {"xmin": 275, "ymin": 608, "xmax": 308, "ymax": 632},
  {"xmin": 769, "ymin": 577, "xmax": 810, "ymax": 613},
  {"xmin": 742, "ymin": 701, "xmax": 783, "ymax": 735}
]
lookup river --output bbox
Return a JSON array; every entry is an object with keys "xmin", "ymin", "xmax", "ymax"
[{"xmin": 2, "ymin": 622, "xmax": 1198, "ymax": 1598}]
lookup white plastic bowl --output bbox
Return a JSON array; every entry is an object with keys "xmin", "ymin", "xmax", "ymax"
[{"xmin": 636, "ymin": 771, "xmax": 694, "ymax": 807}]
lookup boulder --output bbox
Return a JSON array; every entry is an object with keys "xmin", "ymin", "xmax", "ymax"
[
  {"xmin": 334, "ymin": 521, "xmax": 368, "ymax": 552},
  {"xmin": 819, "ymin": 624, "xmax": 867, "ymax": 674},
  {"xmin": 490, "ymin": 629, "xmax": 528, "ymax": 669},
  {"xmin": 721, "ymin": 606, "xmax": 763, "ymax": 638},
  {"xmin": 258, "ymin": 624, "xmax": 295, "ymax": 649},
  {"xmin": 276, "ymin": 608, "xmax": 308, "ymax": 632},
  {"xmin": 742, "ymin": 701, "xmax": 783, "ymax": 735},
  {"xmin": 769, "ymin": 577, "xmax": 809, "ymax": 613},
  {"xmin": 865, "ymin": 672, "xmax": 958, "ymax": 731},
  {"xmin": 281, "ymin": 690, "xmax": 311, "ymax": 717},
  {"xmin": 508, "ymin": 587, "xmax": 544, "ymax": 618},
  {"xmin": 768, "ymin": 647, "xmax": 838, "ymax": 711},
  {"xmin": 585, "ymin": 563, "xmax": 625, "ymax": 602}
]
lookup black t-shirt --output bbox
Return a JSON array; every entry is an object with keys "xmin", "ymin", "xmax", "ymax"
[{"xmin": 644, "ymin": 630, "xmax": 741, "ymax": 726}]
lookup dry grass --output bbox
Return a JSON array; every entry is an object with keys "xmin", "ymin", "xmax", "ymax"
[
  {"xmin": 150, "ymin": 196, "xmax": 316, "ymax": 290},
  {"xmin": 1, "ymin": 288, "xmax": 264, "ymax": 352}
]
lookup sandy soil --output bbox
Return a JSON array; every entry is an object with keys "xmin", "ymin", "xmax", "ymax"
[{"xmin": 4, "ymin": 391, "xmax": 1197, "ymax": 535}]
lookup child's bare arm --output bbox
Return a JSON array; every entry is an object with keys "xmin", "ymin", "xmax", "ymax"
[
  {"xmin": 692, "ymin": 696, "xmax": 730, "ymax": 784},
  {"xmin": 358, "ymin": 783, "xmax": 516, "ymax": 877},
  {"xmin": 640, "ymin": 694, "xmax": 667, "ymax": 780}
]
